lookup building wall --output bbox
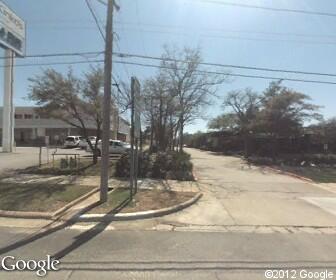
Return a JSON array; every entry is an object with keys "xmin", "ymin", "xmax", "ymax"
[{"xmin": 0, "ymin": 106, "xmax": 130, "ymax": 146}]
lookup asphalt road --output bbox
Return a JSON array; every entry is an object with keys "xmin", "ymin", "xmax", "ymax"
[{"xmin": 0, "ymin": 226, "xmax": 336, "ymax": 279}]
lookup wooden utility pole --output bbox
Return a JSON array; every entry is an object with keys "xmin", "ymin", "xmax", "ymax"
[{"xmin": 100, "ymin": 0, "xmax": 114, "ymax": 202}]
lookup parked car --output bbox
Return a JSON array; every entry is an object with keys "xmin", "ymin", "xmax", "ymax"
[
  {"xmin": 64, "ymin": 136, "xmax": 81, "ymax": 148},
  {"xmin": 122, "ymin": 142, "xmax": 131, "ymax": 149},
  {"xmin": 93, "ymin": 140, "xmax": 131, "ymax": 156},
  {"xmin": 79, "ymin": 136, "xmax": 97, "ymax": 149}
]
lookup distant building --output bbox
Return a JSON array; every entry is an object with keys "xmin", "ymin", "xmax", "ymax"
[{"xmin": 0, "ymin": 106, "xmax": 130, "ymax": 146}]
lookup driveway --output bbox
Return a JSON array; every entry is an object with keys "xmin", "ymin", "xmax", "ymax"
[{"xmin": 160, "ymin": 148, "xmax": 336, "ymax": 228}]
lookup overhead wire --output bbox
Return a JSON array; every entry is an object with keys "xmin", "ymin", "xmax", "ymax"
[
  {"xmin": 196, "ymin": 0, "xmax": 336, "ymax": 18},
  {"xmin": 1, "ymin": 58, "xmax": 336, "ymax": 85}
]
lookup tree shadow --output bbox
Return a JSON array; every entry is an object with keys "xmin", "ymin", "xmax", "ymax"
[
  {"xmin": 0, "ymin": 194, "xmax": 130, "ymax": 258},
  {"xmin": 51, "ymin": 196, "xmax": 131, "ymax": 260}
]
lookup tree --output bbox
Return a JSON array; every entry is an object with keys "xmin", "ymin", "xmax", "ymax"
[
  {"xmin": 208, "ymin": 113, "xmax": 238, "ymax": 132},
  {"xmin": 257, "ymin": 81, "xmax": 322, "ymax": 157},
  {"xmin": 143, "ymin": 74, "xmax": 179, "ymax": 152},
  {"xmin": 160, "ymin": 46, "xmax": 227, "ymax": 152},
  {"xmin": 28, "ymin": 66, "xmax": 108, "ymax": 164},
  {"xmin": 222, "ymin": 88, "xmax": 261, "ymax": 156}
]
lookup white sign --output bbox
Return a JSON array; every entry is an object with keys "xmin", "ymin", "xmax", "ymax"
[{"xmin": 0, "ymin": 1, "xmax": 25, "ymax": 56}]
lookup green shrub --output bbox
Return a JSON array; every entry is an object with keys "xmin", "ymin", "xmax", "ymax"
[
  {"xmin": 115, "ymin": 153, "xmax": 132, "ymax": 178},
  {"xmin": 115, "ymin": 150, "xmax": 194, "ymax": 181},
  {"xmin": 167, "ymin": 151, "xmax": 193, "ymax": 180}
]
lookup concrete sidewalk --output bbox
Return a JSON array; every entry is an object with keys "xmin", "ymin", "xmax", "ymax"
[{"xmin": 162, "ymin": 148, "xmax": 336, "ymax": 229}]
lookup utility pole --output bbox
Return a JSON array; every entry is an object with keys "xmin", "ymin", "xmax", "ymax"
[
  {"xmin": 100, "ymin": 0, "xmax": 114, "ymax": 202},
  {"xmin": 2, "ymin": 49, "xmax": 15, "ymax": 153}
]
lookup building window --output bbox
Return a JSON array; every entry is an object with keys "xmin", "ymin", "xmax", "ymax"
[
  {"xmin": 15, "ymin": 114, "xmax": 23, "ymax": 119},
  {"xmin": 24, "ymin": 114, "xmax": 33, "ymax": 119}
]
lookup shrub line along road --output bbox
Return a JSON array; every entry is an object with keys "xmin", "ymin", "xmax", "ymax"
[{"xmin": 1, "ymin": 148, "xmax": 336, "ymax": 279}]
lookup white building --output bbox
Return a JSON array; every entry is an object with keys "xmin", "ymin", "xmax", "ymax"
[{"xmin": 0, "ymin": 106, "xmax": 130, "ymax": 146}]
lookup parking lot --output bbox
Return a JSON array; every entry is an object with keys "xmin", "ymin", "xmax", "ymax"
[{"xmin": 0, "ymin": 146, "xmax": 91, "ymax": 174}]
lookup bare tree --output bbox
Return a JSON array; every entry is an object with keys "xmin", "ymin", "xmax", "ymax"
[
  {"xmin": 160, "ymin": 46, "xmax": 227, "ymax": 152},
  {"xmin": 143, "ymin": 74, "xmax": 178, "ymax": 151},
  {"xmin": 222, "ymin": 88, "xmax": 261, "ymax": 157},
  {"xmin": 29, "ymin": 67, "xmax": 108, "ymax": 164}
]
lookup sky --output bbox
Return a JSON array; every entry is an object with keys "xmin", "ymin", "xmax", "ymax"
[{"xmin": 1, "ymin": 0, "xmax": 336, "ymax": 133}]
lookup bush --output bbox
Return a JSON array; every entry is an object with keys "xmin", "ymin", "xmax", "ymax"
[
  {"xmin": 115, "ymin": 150, "xmax": 194, "ymax": 181},
  {"xmin": 115, "ymin": 153, "xmax": 132, "ymax": 178},
  {"xmin": 167, "ymin": 151, "xmax": 193, "ymax": 180}
]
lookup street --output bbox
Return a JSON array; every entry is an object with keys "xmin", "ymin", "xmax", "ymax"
[
  {"xmin": 1, "ymin": 227, "xmax": 336, "ymax": 279},
  {"xmin": 1, "ymin": 148, "xmax": 336, "ymax": 279}
]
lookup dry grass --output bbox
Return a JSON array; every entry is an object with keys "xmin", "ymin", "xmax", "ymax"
[
  {"xmin": 88, "ymin": 189, "xmax": 195, "ymax": 214},
  {"xmin": 0, "ymin": 182, "xmax": 94, "ymax": 212}
]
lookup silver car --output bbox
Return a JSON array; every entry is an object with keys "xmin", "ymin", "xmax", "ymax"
[
  {"xmin": 64, "ymin": 136, "xmax": 81, "ymax": 148},
  {"xmin": 94, "ymin": 140, "xmax": 130, "ymax": 156},
  {"xmin": 79, "ymin": 136, "xmax": 97, "ymax": 149}
]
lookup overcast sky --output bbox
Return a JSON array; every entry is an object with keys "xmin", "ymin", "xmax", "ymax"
[{"xmin": 1, "ymin": 0, "xmax": 336, "ymax": 133}]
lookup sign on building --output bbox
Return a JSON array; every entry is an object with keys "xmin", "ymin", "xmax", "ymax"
[{"xmin": 0, "ymin": 1, "xmax": 25, "ymax": 56}]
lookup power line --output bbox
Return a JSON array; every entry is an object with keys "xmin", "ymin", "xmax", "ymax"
[
  {"xmin": 85, "ymin": 0, "xmax": 123, "ymax": 95},
  {"xmin": 112, "ymin": 60, "xmax": 336, "ymax": 85},
  {"xmin": 0, "ymin": 59, "xmax": 104, "ymax": 68},
  {"xmin": 28, "ymin": 19, "xmax": 336, "ymax": 40},
  {"xmin": 0, "ymin": 51, "xmax": 104, "ymax": 60},
  {"xmin": 135, "ymin": 0, "xmax": 148, "ymax": 56},
  {"xmin": 113, "ymin": 52, "xmax": 336, "ymax": 78},
  {"xmin": 113, "ymin": 26, "xmax": 336, "ymax": 46},
  {"xmin": 29, "ymin": 22, "xmax": 336, "ymax": 46},
  {"xmin": 197, "ymin": 0, "xmax": 336, "ymax": 18},
  {"xmin": 96, "ymin": 0, "xmax": 107, "ymax": 5},
  {"xmin": 85, "ymin": 0, "xmax": 106, "ymax": 40},
  {"xmin": 2, "ymin": 50, "xmax": 336, "ymax": 79},
  {"xmin": 1, "ymin": 57, "xmax": 335, "ymax": 85},
  {"xmin": 114, "ymin": 21, "xmax": 336, "ymax": 40}
]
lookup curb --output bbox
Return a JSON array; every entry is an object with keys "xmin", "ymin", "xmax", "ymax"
[
  {"xmin": 0, "ymin": 188, "xmax": 99, "ymax": 220},
  {"xmin": 77, "ymin": 192, "xmax": 203, "ymax": 222},
  {"xmin": 263, "ymin": 166, "xmax": 314, "ymax": 183}
]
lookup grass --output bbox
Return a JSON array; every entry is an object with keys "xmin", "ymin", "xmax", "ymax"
[
  {"xmin": 281, "ymin": 166, "xmax": 336, "ymax": 183},
  {"xmin": 0, "ymin": 182, "xmax": 94, "ymax": 212},
  {"xmin": 21, "ymin": 158, "xmax": 116, "ymax": 177},
  {"xmin": 88, "ymin": 188, "xmax": 196, "ymax": 214}
]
